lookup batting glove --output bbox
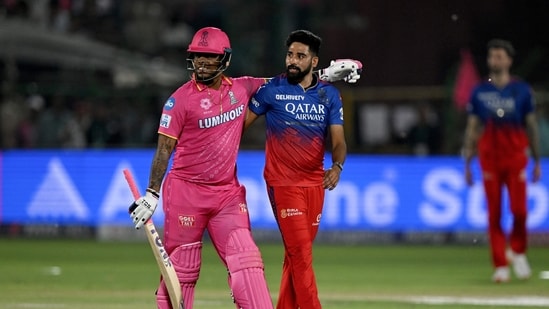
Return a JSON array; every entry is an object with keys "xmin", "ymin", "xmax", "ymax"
[
  {"xmin": 129, "ymin": 188, "xmax": 159, "ymax": 229},
  {"xmin": 319, "ymin": 59, "xmax": 363, "ymax": 84}
]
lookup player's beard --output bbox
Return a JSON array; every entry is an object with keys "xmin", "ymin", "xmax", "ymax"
[
  {"xmin": 193, "ymin": 62, "xmax": 223, "ymax": 85},
  {"xmin": 194, "ymin": 69, "xmax": 220, "ymax": 85},
  {"xmin": 286, "ymin": 62, "xmax": 313, "ymax": 84},
  {"xmin": 488, "ymin": 63, "xmax": 510, "ymax": 76}
]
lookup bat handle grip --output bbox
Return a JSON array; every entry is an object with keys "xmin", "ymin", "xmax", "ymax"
[{"xmin": 123, "ymin": 169, "xmax": 141, "ymax": 199}]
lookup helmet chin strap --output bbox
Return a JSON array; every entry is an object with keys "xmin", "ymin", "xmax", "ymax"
[{"xmin": 188, "ymin": 61, "xmax": 228, "ymax": 85}]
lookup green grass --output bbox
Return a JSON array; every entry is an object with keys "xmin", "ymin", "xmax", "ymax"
[{"xmin": 0, "ymin": 238, "xmax": 548, "ymax": 308}]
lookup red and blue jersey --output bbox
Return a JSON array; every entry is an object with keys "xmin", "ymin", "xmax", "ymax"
[
  {"xmin": 468, "ymin": 78, "xmax": 535, "ymax": 160},
  {"xmin": 249, "ymin": 75, "xmax": 344, "ymax": 186}
]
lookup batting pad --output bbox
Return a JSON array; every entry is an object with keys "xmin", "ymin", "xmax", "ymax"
[
  {"xmin": 225, "ymin": 229, "xmax": 273, "ymax": 308},
  {"xmin": 157, "ymin": 241, "xmax": 202, "ymax": 309}
]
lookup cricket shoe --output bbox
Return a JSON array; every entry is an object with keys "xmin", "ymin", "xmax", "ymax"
[
  {"xmin": 492, "ymin": 266, "xmax": 510, "ymax": 283},
  {"xmin": 507, "ymin": 249, "xmax": 531, "ymax": 280}
]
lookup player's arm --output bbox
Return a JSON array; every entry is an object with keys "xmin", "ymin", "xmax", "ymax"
[
  {"xmin": 330, "ymin": 124, "xmax": 347, "ymax": 168},
  {"xmin": 245, "ymin": 86, "xmax": 268, "ymax": 131},
  {"xmin": 463, "ymin": 114, "xmax": 481, "ymax": 186},
  {"xmin": 130, "ymin": 134, "xmax": 177, "ymax": 229},
  {"xmin": 148, "ymin": 134, "xmax": 177, "ymax": 192},
  {"xmin": 324, "ymin": 124, "xmax": 347, "ymax": 190},
  {"xmin": 244, "ymin": 108, "xmax": 260, "ymax": 131},
  {"xmin": 525, "ymin": 112, "xmax": 541, "ymax": 182}
]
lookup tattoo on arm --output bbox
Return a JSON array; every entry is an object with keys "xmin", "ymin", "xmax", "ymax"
[{"xmin": 149, "ymin": 136, "xmax": 176, "ymax": 192}]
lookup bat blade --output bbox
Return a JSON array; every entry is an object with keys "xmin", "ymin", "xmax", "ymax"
[{"xmin": 123, "ymin": 169, "xmax": 184, "ymax": 309}]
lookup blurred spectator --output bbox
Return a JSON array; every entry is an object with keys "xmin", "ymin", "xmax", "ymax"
[
  {"xmin": 3, "ymin": 0, "xmax": 29, "ymax": 18},
  {"xmin": 406, "ymin": 103, "xmax": 441, "ymax": 156},
  {"xmin": 0, "ymin": 94, "xmax": 24, "ymax": 148},
  {"xmin": 538, "ymin": 103, "xmax": 549, "ymax": 157},
  {"xmin": 35, "ymin": 95, "xmax": 86, "ymax": 148},
  {"xmin": 123, "ymin": 1, "xmax": 167, "ymax": 54},
  {"xmin": 50, "ymin": 0, "xmax": 71, "ymax": 33},
  {"xmin": 86, "ymin": 102, "xmax": 123, "ymax": 148},
  {"xmin": 28, "ymin": 0, "xmax": 49, "ymax": 28},
  {"xmin": 15, "ymin": 94, "xmax": 45, "ymax": 148}
]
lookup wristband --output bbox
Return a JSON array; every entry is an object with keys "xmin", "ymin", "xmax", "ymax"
[
  {"xmin": 146, "ymin": 188, "xmax": 160, "ymax": 198},
  {"xmin": 333, "ymin": 162, "xmax": 343, "ymax": 171}
]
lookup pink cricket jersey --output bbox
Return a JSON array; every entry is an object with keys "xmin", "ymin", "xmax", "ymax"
[{"xmin": 158, "ymin": 76, "xmax": 266, "ymax": 188}]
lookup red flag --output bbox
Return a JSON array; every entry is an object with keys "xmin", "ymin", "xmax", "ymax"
[{"xmin": 453, "ymin": 49, "xmax": 480, "ymax": 110}]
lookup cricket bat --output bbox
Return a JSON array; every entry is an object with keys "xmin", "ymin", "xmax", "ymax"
[{"xmin": 123, "ymin": 169, "xmax": 184, "ymax": 309}]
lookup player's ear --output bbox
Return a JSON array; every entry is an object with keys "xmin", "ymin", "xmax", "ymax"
[{"xmin": 312, "ymin": 56, "xmax": 319, "ymax": 69}]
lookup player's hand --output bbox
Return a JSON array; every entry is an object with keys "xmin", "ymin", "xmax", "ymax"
[
  {"xmin": 323, "ymin": 167, "xmax": 342, "ymax": 191},
  {"xmin": 319, "ymin": 59, "xmax": 363, "ymax": 84},
  {"xmin": 465, "ymin": 165, "xmax": 474, "ymax": 186},
  {"xmin": 129, "ymin": 188, "xmax": 159, "ymax": 229}
]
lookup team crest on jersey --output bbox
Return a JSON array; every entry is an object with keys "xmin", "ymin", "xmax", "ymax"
[
  {"xmin": 160, "ymin": 114, "xmax": 172, "ymax": 128},
  {"xmin": 239, "ymin": 203, "xmax": 248, "ymax": 213},
  {"xmin": 228, "ymin": 91, "xmax": 238, "ymax": 105},
  {"xmin": 200, "ymin": 98, "xmax": 212, "ymax": 110},
  {"xmin": 318, "ymin": 88, "xmax": 329, "ymax": 105},
  {"xmin": 164, "ymin": 97, "xmax": 175, "ymax": 110},
  {"xmin": 178, "ymin": 215, "xmax": 195, "ymax": 227}
]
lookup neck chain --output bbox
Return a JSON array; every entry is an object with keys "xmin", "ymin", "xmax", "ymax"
[{"xmin": 207, "ymin": 87, "xmax": 223, "ymax": 114}]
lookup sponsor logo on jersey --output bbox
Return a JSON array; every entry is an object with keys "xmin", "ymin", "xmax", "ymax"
[
  {"xmin": 478, "ymin": 92, "xmax": 516, "ymax": 117},
  {"xmin": 276, "ymin": 94, "xmax": 305, "ymax": 101},
  {"xmin": 239, "ymin": 203, "xmax": 248, "ymax": 214},
  {"xmin": 228, "ymin": 90, "xmax": 238, "ymax": 105},
  {"xmin": 160, "ymin": 114, "xmax": 172, "ymax": 128},
  {"xmin": 179, "ymin": 215, "xmax": 195, "ymax": 227},
  {"xmin": 200, "ymin": 98, "xmax": 212, "ymax": 110},
  {"xmin": 280, "ymin": 208, "xmax": 303, "ymax": 219},
  {"xmin": 164, "ymin": 97, "xmax": 175, "ymax": 110},
  {"xmin": 198, "ymin": 105, "xmax": 244, "ymax": 128},
  {"xmin": 313, "ymin": 213, "xmax": 322, "ymax": 226},
  {"xmin": 251, "ymin": 97, "xmax": 260, "ymax": 108},
  {"xmin": 285, "ymin": 102, "xmax": 326, "ymax": 121}
]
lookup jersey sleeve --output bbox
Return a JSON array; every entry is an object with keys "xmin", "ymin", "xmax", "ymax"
[
  {"xmin": 249, "ymin": 82, "xmax": 271, "ymax": 116},
  {"xmin": 158, "ymin": 92, "xmax": 185, "ymax": 140},
  {"xmin": 466, "ymin": 86, "xmax": 480, "ymax": 116},
  {"xmin": 328, "ymin": 88, "xmax": 344, "ymax": 125},
  {"xmin": 236, "ymin": 76, "xmax": 269, "ymax": 97},
  {"xmin": 523, "ymin": 85, "xmax": 535, "ymax": 115}
]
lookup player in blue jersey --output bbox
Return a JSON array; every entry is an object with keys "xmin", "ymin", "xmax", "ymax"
[
  {"xmin": 245, "ymin": 30, "xmax": 348, "ymax": 309},
  {"xmin": 463, "ymin": 39, "xmax": 541, "ymax": 283}
]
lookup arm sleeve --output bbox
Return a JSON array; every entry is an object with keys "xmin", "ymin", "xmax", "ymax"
[
  {"xmin": 249, "ymin": 83, "xmax": 270, "ymax": 116},
  {"xmin": 524, "ymin": 85, "xmax": 535, "ymax": 115},
  {"xmin": 466, "ymin": 87, "xmax": 479, "ymax": 116},
  {"xmin": 328, "ymin": 88, "xmax": 345, "ymax": 125},
  {"xmin": 158, "ymin": 93, "xmax": 185, "ymax": 139}
]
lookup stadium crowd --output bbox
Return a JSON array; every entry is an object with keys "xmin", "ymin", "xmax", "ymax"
[{"xmin": 1, "ymin": 0, "xmax": 549, "ymax": 155}]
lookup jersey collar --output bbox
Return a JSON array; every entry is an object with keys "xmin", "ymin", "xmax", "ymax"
[{"xmin": 193, "ymin": 75, "xmax": 233, "ymax": 92}]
